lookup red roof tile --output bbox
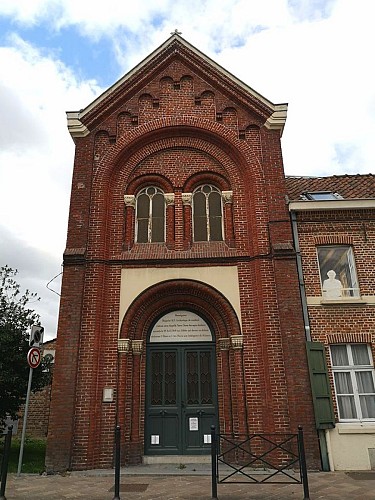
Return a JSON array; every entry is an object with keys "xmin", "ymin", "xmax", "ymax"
[{"xmin": 286, "ymin": 174, "xmax": 375, "ymax": 200}]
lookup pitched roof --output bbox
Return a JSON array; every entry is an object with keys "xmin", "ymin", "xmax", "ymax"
[
  {"xmin": 67, "ymin": 33, "xmax": 287, "ymax": 137},
  {"xmin": 286, "ymin": 174, "xmax": 375, "ymax": 200}
]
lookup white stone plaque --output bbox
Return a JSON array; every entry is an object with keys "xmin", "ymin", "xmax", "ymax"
[
  {"xmin": 189, "ymin": 417, "xmax": 199, "ymax": 431},
  {"xmin": 150, "ymin": 311, "xmax": 212, "ymax": 343},
  {"xmin": 151, "ymin": 435, "xmax": 160, "ymax": 445}
]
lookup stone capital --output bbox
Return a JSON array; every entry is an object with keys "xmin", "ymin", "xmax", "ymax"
[
  {"xmin": 218, "ymin": 338, "xmax": 231, "ymax": 351},
  {"xmin": 164, "ymin": 193, "xmax": 175, "ymax": 206},
  {"xmin": 118, "ymin": 338, "xmax": 131, "ymax": 353},
  {"xmin": 182, "ymin": 193, "xmax": 192, "ymax": 206},
  {"xmin": 222, "ymin": 191, "xmax": 233, "ymax": 204},
  {"xmin": 230, "ymin": 335, "xmax": 243, "ymax": 350},
  {"xmin": 132, "ymin": 339, "xmax": 144, "ymax": 355},
  {"xmin": 124, "ymin": 194, "xmax": 136, "ymax": 208}
]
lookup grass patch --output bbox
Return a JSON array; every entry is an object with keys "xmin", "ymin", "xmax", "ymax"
[{"xmin": 3, "ymin": 437, "xmax": 46, "ymax": 473}]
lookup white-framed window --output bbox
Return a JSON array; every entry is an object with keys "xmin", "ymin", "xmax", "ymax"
[
  {"xmin": 135, "ymin": 187, "xmax": 165, "ymax": 243},
  {"xmin": 330, "ymin": 344, "xmax": 375, "ymax": 421},
  {"xmin": 192, "ymin": 185, "xmax": 223, "ymax": 242},
  {"xmin": 317, "ymin": 246, "xmax": 360, "ymax": 299}
]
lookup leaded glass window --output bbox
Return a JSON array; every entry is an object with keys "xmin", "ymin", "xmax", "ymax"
[
  {"xmin": 136, "ymin": 187, "xmax": 165, "ymax": 243},
  {"xmin": 192, "ymin": 185, "xmax": 223, "ymax": 242}
]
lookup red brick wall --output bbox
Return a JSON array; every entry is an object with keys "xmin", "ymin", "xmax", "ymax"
[
  {"xmin": 46, "ymin": 42, "xmax": 319, "ymax": 471},
  {"xmin": 296, "ymin": 209, "xmax": 375, "ymax": 420}
]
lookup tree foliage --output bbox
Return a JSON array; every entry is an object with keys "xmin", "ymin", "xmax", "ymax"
[{"xmin": 0, "ymin": 265, "xmax": 52, "ymax": 426}]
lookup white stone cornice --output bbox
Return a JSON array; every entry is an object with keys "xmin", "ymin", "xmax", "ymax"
[
  {"xmin": 289, "ymin": 199, "xmax": 375, "ymax": 212},
  {"xmin": 66, "ymin": 112, "xmax": 90, "ymax": 138},
  {"xmin": 264, "ymin": 104, "xmax": 288, "ymax": 134}
]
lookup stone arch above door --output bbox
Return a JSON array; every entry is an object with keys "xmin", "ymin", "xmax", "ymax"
[{"xmin": 119, "ymin": 278, "xmax": 241, "ymax": 344}]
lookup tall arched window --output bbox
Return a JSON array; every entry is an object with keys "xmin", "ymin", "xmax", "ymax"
[
  {"xmin": 136, "ymin": 187, "xmax": 165, "ymax": 243},
  {"xmin": 192, "ymin": 185, "xmax": 223, "ymax": 241}
]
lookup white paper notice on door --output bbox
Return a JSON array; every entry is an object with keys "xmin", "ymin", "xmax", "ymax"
[
  {"xmin": 189, "ymin": 417, "xmax": 199, "ymax": 431},
  {"xmin": 151, "ymin": 435, "xmax": 159, "ymax": 444}
]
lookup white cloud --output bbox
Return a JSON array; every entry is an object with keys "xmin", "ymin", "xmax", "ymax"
[
  {"xmin": 0, "ymin": 0, "xmax": 374, "ymax": 339},
  {"xmin": 0, "ymin": 34, "xmax": 102, "ymax": 338},
  {"xmin": 0, "ymin": 226, "xmax": 62, "ymax": 340},
  {"xmin": 0, "ymin": 34, "xmax": 102, "ymax": 256}
]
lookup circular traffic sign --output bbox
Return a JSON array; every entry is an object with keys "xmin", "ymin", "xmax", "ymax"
[{"xmin": 27, "ymin": 347, "xmax": 41, "ymax": 369}]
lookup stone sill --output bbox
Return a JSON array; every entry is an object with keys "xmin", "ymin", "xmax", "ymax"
[
  {"xmin": 336, "ymin": 423, "xmax": 375, "ymax": 434},
  {"xmin": 307, "ymin": 296, "xmax": 375, "ymax": 306},
  {"xmin": 321, "ymin": 298, "xmax": 366, "ymax": 306}
]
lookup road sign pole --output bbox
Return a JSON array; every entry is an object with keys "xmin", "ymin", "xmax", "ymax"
[{"xmin": 17, "ymin": 367, "xmax": 33, "ymax": 476}]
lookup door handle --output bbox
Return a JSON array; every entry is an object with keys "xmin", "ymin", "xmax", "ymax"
[
  {"xmin": 197, "ymin": 410, "xmax": 205, "ymax": 416},
  {"xmin": 159, "ymin": 410, "xmax": 167, "ymax": 415},
  {"xmin": 181, "ymin": 401, "xmax": 185, "ymax": 408}
]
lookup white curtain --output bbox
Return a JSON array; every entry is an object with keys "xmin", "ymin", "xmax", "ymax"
[
  {"xmin": 334, "ymin": 372, "xmax": 356, "ymax": 419},
  {"xmin": 331, "ymin": 345, "xmax": 349, "ymax": 366},
  {"xmin": 352, "ymin": 345, "xmax": 370, "ymax": 365}
]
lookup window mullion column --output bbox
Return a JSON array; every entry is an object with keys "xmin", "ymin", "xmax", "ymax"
[
  {"xmin": 148, "ymin": 195, "xmax": 153, "ymax": 243},
  {"xmin": 206, "ymin": 195, "xmax": 210, "ymax": 241}
]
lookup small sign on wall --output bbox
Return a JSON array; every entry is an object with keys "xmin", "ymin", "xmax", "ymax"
[
  {"xmin": 204, "ymin": 434, "xmax": 211, "ymax": 444},
  {"xmin": 151, "ymin": 435, "xmax": 160, "ymax": 445},
  {"xmin": 102, "ymin": 388, "xmax": 114, "ymax": 402},
  {"xmin": 189, "ymin": 417, "xmax": 199, "ymax": 431}
]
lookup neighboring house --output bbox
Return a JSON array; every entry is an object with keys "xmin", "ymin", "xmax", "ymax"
[
  {"xmin": 17, "ymin": 339, "xmax": 56, "ymax": 438},
  {"xmin": 287, "ymin": 175, "xmax": 375, "ymax": 470},
  {"xmin": 48, "ymin": 33, "xmax": 375, "ymax": 473}
]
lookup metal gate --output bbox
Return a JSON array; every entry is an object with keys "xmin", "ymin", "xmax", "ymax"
[{"xmin": 210, "ymin": 426, "xmax": 310, "ymax": 499}]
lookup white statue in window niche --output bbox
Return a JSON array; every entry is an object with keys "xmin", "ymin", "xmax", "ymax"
[{"xmin": 322, "ymin": 270, "xmax": 343, "ymax": 299}]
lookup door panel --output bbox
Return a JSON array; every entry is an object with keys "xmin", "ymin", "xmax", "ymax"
[{"xmin": 145, "ymin": 344, "xmax": 217, "ymax": 455}]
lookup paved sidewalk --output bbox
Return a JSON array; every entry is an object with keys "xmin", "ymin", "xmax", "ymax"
[{"xmin": 4, "ymin": 465, "xmax": 375, "ymax": 499}]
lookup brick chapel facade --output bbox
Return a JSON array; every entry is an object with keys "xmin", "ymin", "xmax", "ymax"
[{"xmin": 46, "ymin": 34, "xmax": 320, "ymax": 471}]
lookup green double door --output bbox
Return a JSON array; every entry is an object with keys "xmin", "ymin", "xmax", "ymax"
[{"xmin": 145, "ymin": 344, "xmax": 217, "ymax": 455}]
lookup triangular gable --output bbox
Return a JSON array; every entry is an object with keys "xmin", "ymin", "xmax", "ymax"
[{"xmin": 67, "ymin": 33, "xmax": 287, "ymax": 137}]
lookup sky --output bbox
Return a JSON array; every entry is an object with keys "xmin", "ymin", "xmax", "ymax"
[{"xmin": 0, "ymin": 0, "xmax": 374, "ymax": 341}]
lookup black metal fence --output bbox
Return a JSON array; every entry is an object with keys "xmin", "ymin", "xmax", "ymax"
[
  {"xmin": 210, "ymin": 425, "xmax": 310, "ymax": 499},
  {"xmin": 0, "ymin": 426, "xmax": 13, "ymax": 500}
]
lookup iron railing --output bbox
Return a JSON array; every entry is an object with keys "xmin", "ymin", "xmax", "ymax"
[
  {"xmin": 0, "ymin": 426, "xmax": 13, "ymax": 500},
  {"xmin": 210, "ymin": 425, "xmax": 310, "ymax": 499}
]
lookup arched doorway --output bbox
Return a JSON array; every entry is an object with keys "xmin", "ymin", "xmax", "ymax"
[
  {"xmin": 118, "ymin": 279, "xmax": 244, "ymax": 464},
  {"xmin": 145, "ymin": 310, "xmax": 217, "ymax": 455}
]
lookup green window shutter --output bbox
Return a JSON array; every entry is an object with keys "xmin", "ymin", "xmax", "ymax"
[{"xmin": 306, "ymin": 341, "xmax": 336, "ymax": 429}]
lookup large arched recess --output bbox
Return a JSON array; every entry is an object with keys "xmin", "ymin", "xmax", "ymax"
[
  {"xmin": 117, "ymin": 278, "xmax": 243, "ymax": 463},
  {"xmin": 86, "ymin": 118, "xmax": 271, "ymax": 259}
]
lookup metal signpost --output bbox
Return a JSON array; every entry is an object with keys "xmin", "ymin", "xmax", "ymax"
[{"xmin": 17, "ymin": 326, "xmax": 44, "ymax": 476}]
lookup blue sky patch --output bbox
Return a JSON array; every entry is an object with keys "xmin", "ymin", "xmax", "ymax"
[{"xmin": 0, "ymin": 17, "xmax": 119, "ymax": 87}]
